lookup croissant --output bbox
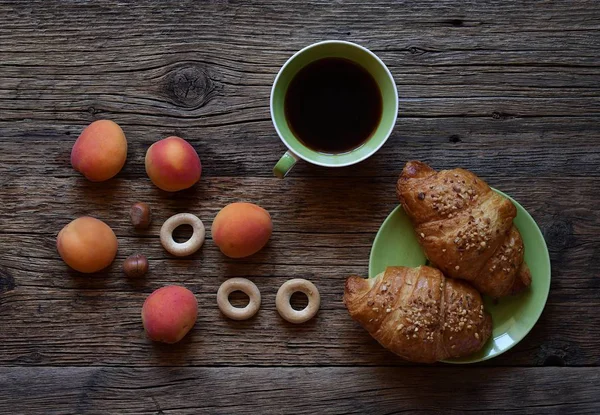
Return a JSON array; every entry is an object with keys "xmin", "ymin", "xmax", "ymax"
[
  {"xmin": 396, "ymin": 161, "xmax": 531, "ymax": 298},
  {"xmin": 344, "ymin": 266, "xmax": 492, "ymax": 363}
]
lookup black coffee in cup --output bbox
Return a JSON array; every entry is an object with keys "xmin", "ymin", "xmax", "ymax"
[{"xmin": 284, "ymin": 57, "xmax": 383, "ymax": 154}]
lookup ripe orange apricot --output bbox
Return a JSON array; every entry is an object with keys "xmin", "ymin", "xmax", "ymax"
[
  {"xmin": 211, "ymin": 202, "xmax": 272, "ymax": 258},
  {"xmin": 145, "ymin": 136, "xmax": 202, "ymax": 192},
  {"xmin": 71, "ymin": 120, "xmax": 128, "ymax": 182},
  {"xmin": 142, "ymin": 286, "xmax": 198, "ymax": 343},
  {"xmin": 57, "ymin": 216, "xmax": 118, "ymax": 273}
]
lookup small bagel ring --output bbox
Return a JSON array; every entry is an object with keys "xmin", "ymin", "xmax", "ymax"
[
  {"xmin": 217, "ymin": 278, "xmax": 261, "ymax": 321},
  {"xmin": 276, "ymin": 279, "xmax": 320, "ymax": 324},
  {"xmin": 160, "ymin": 213, "xmax": 205, "ymax": 257}
]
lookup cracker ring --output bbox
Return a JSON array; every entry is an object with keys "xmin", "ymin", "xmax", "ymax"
[
  {"xmin": 276, "ymin": 279, "xmax": 320, "ymax": 324},
  {"xmin": 160, "ymin": 213, "xmax": 205, "ymax": 257},
  {"xmin": 217, "ymin": 278, "xmax": 261, "ymax": 321}
]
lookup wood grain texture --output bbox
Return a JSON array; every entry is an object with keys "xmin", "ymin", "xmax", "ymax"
[
  {"xmin": 1, "ymin": 0, "xmax": 599, "ymax": 412},
  {"xmin": 1, "ymin": 116, "xmax": 600, "ymax": 179},
  {"xmin": 1, "ymin": 367, "xmax": 599, "ymax": 414}
]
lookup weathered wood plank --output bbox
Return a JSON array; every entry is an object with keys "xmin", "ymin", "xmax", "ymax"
[
  {"xmin": 1, "ymin": 1, "xmax": 599, "ymax": 48},
  {"xmin": 0, "ymin": 277, "xmax": 597, "ymax": 367},
  {"xmin": 0, "ymin": 367, "xmax": 599, "ymax": 414},
  {"xmin": 2, "ymin": 65, "xmax": 599, "ymax": 114},
  {"xmin": 1, "ymin": 63, "xmax": 598, "ymax": 121},
  {"xmin": 0, "ymin": 176, "xmax": 597, "ymax": 234},
  {"xmin": 1, "ymin": 116, "xmax": 599, "ymax": 180}
]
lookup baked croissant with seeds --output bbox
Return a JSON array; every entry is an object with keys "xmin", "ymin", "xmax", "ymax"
[
  {"xmin": 397, "ymin": 161, "xmax": 531, "ymax": 298},
  {"xmin": 344, "ymin": 266, "xmax": 492, "ymax": 363}
]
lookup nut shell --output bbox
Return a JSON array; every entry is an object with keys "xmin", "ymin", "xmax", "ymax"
[
  {"xmin": 130, "ymin": 202, "xmax": 152, "ymax": 229},
  {"xmin": 123, "ymin": 254, "xmax": 149, "ymax": 277}
]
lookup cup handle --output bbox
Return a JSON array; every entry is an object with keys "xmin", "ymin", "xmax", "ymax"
[{"xmin": 273, "ymin": 151, "xmax": 298, "ymax": 179}]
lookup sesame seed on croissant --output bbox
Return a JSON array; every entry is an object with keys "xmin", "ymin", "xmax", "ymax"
[
  {"xmin": 344, "ymin": 266, "xmax": 492, "ymax": 363},
  {"xmin": 397, "ymin": 161, "xmax": 531, "ymax": 298}
]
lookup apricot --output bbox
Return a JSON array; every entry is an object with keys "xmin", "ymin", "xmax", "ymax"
[
  {"xmin": 212, "ymin": 202, "xmax": 272, "ymax": 258},
  {"xmin": 56, "ymin": 216, "xmax": 118, "ymax": 273},
  {"xmin": 71, "ymin": 120, "xmax": 127, "ymax": 181},
  {"xmin": 141, "ymin": 286, "xmax": 198, "ymax": 344},
  {"xmin": 145, "ymin": 136, "xmax": 202, "ymax": 192}
]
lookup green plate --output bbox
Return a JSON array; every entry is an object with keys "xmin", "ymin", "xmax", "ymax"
[{"xmin": 369, "ymin": 189, "xmax": 551, "ymax": 363}]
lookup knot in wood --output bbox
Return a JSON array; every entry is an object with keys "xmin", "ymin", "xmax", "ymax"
[
  {"xmin": 492, "ymin": 111, "xmax": 513, "ymax": 120},
  {"xmin": 543, "ymin": 218, "xmax": 574, "ymax": 251},
  {"xmin": 543, "ymin": 355, "xmax": 565, "ymax": 366},
  {"xmin": 0, "ymin": 267, "xmax": 15, "ymax": 294},
  {"xmin": 165, "ymin": 64, "xmax": 215, "ymax": 109},
  {"xmin": 407, "ymin": 46, "xmax": 426, "ymax": 55},
  {"xmin": 448, "ymin": 134, "xmax": 462, "ymax": 143},
  {"xmin": 16, "ymin": 351, "xmax": 42, "ymax": 364},
  {"xmin": 536, "ymin": 341, "xmax": 581, "ymax": 366},
  {"xmin": 446, "ymin": 19, "xmax": 464, "ymax": 27}
]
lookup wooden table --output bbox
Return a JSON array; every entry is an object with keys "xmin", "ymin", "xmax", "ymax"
[{"xmin": 1, "ymin": 1, "xmax": 599, "ymax": 413}]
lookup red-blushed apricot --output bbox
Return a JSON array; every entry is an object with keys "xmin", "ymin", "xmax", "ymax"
[
  {"xmin": 141, "ymin": 286, "xmax": 198, "ymax": 344},
  {"xmin": 145, "ymin": 136, "xmax": 202, "ymax": 192},
  {"xmin": 211, "ymin": 202, "xmax": 272, "ymax": 258},
  {"xmin": 56, "ymin": 216, "xmax": 118, "ymax": 273},
  {"xmin": 71, "ymin": 120, "xmax": 127, "ymax": 181}
]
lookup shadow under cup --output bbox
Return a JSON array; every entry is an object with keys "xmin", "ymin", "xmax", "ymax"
[{"xmin": 271, "ymin": 41, "xmax": 398, "ymax": 169}]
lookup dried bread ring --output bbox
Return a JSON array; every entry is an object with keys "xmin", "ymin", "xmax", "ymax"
[
  {"xmin": 160, "ymin": 213, "xmax": 205, "ymax": 257},
  {"xmin": 217, "ymin": 278, "xmax": 261, "ymax": 321},
  {"xmin": 276, "ymin": 279, "xmax": 320, "ymax": 324}
]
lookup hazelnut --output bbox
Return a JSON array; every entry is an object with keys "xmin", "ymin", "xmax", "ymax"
[
  {"xmin": 130, "ymin": 202, "xmax": 152, "ymax": 229},
  {"xmin": 123, "ymin": 254, "xmax": 148, "ymax": 278}
]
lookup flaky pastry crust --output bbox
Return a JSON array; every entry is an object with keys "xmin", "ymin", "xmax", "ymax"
[
  {"xmin": 344, "ymin": 266, "xmax": 492, "ymax": 363},
  {"xmin": 397, "ymin": 161, "xmax": 531, "ymax": 297}
]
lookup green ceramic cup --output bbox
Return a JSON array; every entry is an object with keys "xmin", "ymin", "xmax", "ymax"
[{"xmin": 271, "ymin": 40, "xmax": 398, "ymax": 178}]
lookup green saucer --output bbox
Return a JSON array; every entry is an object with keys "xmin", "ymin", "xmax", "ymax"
[{"xmin": 369, "ymin": 189, "xmax": 551, "ymax": 363}]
